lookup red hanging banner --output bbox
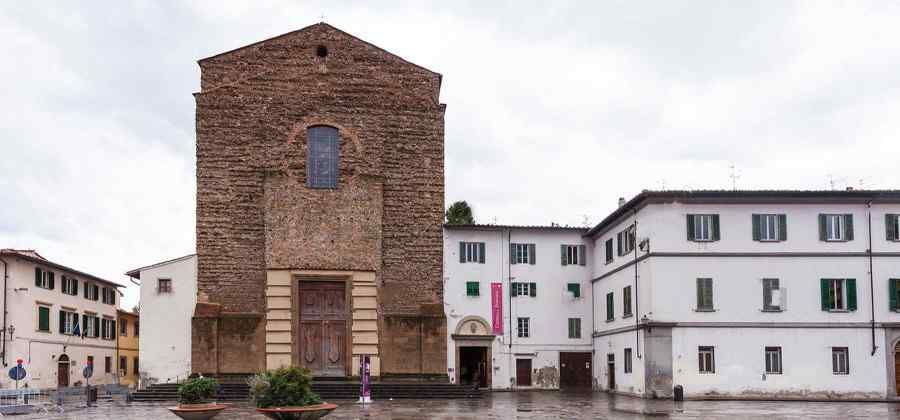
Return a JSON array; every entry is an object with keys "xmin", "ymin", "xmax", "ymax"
[{"xmin": 491, "ymin": 282, "xmax": 503, "ymax": 334}]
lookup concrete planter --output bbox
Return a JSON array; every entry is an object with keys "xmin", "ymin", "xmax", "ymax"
[
  {"xmin": 166, "ymin": 403, "xmax": 230, "ymax": 420},
  {"xmin": 256, "ymin": 402, "xmax": 338, "ymax": 420}
]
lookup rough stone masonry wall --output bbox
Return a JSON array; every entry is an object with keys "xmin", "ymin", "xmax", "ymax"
[{"xmin": 194, "ymin": 23, "xmax": 446, "ymax": 375}]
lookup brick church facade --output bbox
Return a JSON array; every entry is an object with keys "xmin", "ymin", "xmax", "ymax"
[{"xmin": 192, "ymin": 23, "xmax": 446, "ymax": 379}]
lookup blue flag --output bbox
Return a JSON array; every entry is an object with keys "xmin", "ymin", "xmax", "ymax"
[{"xmin": 72, "ymin": 320, "xmax": 82, "ymax": 339}]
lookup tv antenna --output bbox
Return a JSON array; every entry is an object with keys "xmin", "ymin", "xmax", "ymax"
[{"xmin": 729, "ymin": 163, "xmax": 741, "ymax": 191}]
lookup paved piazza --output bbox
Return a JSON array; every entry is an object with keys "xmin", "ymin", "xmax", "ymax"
[{"xmin": 22, "ymin": 392, "xmax": 900, "ymax": 419}]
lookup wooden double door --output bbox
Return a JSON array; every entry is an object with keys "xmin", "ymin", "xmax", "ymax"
[
  {"xmin": 560, "ymin": 352, "xmax": 592, "ymax": 389},
  {"xmin": 298, "ymin": 281, "xmax": 347, "ymax": 377}
]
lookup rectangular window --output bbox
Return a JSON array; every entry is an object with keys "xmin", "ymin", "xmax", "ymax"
[
  {"xmin": 687, "ymin": 214, "xmax": 720, "ymax": 242},
  {"xmin": 887, "ymin": 214, "xmax": 900, "ymax": 241},
  {"xmin": 61, "ymin": 276, "xmax": 78, "ymax": 295},
  {"xmin": 307, "ymin": 126, "xmax": 339, "ymax": 189},
  {"xmin": 101, "ymin": 319, "xmax": 116, "ymax": 340},
  {"xmin": 511, "ymin": 282, "xmax": 536, "ymax": 297},
  {"xmin": 765, "ymin": 346, "xmax": 782, "ymax": 374},
  {"xmin": 511, "ymin": 243, "xmax": 535, "ymax": 265},
  {"xmin": 623, "ymin": 285, "xmax": 632, "ymax": 317},
  {"xmin": 120, "ymin": 319, "xmax": 128, "ymax": 336},
  {"xmin": 34, "ymin": 267, "xmax": 54, "ymax": 290},
  {"xmin": 59, "ymin": 310, "xmax": 78, "ymax": 335},
  {"xmin": 820, "ymin": 214, "xmax": 853, "ymax": 241},
  {"xmin": 567, "ymin": 318, "xmax": 581, "ymax": 339},
  {"xmin": 133, "ymin": 357, "xmax": 139, "ymax": 375},
  {"xmin": 517, "ymin": 317, "xmax": 530, "ymax": 338},
  {"xmin": 157, "ymin": 278, "xmax": 172, "ymax": 294},
  {"xmin": 465, "ymin": 281, "xmax": 480, "ymax": 297},
  {"xmin": 459, "ymin": 242, "xmax": 485, "ymax": 264},
  {"xmin": 562, "ymin": 244, "xmax": 585, "ymax": 266},
  {"xmin": 102, "ymin": 287, "xmax": 116, "ymax": 305},
  {"xmin": 83, "ymin": 314, "xmax": 99, "ymax": 338},
  {"xmin": 105, "ymin": 356, "xmax": 112, "ymax": 374},
  {"xmin": 832, "ymin": 347, "xmax": 849, "ymax": 375},
  {"xmin": 822, "ymin": 278, "xmax": 857, "ymax": 311},
  {"xmin": 617, "ymin": 225, "xmax": 636, "ymax": 256},
  {"xmin": 753, "ymin": 214, "xmax": 786, "ymax": 242},
  {"xmin": 763, "ymin": 278, "xmax": 781, "ymax": 311},
  {"xmin": 567, "ymin": 283, "xmax": 581, "ymax": 298},
  {"xmin": 606, "ymin": 292, "xmax": 614, "ymax": 321},
  {"xmin": 891, "ymin": 278, "xmax": 900, "ymax": 312},
  {"xmin": 698, "ymin": 346, "xmax": 715, "ymax": 373},
  {"xmin": 37, "ymin": 306, "xmax": 50, "ymax": 332},
  {"xmin": 624, "ymin": 348, "xmax": 633, "ymax": 374},
  {"xmin": 605, "ymin": 238, "xmax": 614, "ymax": 264},
  {"xmin": 134, "ymin": 321, "xmax": 139, "ymax": 337},
  {"xmin": 84, "ymin": 283, "xmax": 99, "ymax": 301},
  {"xmin": 696, "ymin": 278, "xmax": 714, "ymax": 311},
  {"xmin": 119, "ymin": 356, "xmax": 127, "ymax": 374}
]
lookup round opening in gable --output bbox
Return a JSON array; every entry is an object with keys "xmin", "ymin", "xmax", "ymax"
[{"xmin": 316, "ymin": 45, "xmax": 329, "ymax": 58}]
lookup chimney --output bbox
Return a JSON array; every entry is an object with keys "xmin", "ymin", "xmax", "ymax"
[{"xmin": 618, "ymin": 197, "xmax": 626, "ymax": 207}]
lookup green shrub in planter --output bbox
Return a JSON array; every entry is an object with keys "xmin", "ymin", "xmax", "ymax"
[
  {"xmin": 249, "ymin": 366, "xmax": 322, "ymax": 408},
  {"xmin": 177, "ymin": 377, "xmax": 220, "ymax": 405}
]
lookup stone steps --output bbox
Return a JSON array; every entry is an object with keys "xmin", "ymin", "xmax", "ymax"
[{"xmin": 132, "ymin": 380, "xmax": 481, "ymax": 401}]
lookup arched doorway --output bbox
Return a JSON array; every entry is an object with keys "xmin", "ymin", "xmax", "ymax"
[
  {"xmin": 57, "ymin": 354, "xmax": 70, "ymax": 387},
  {"xmin": 895, "ymin": 342, "xmax": 900, "ymax": 396},
  {"xmin": 452, "ymin": 317, "xmax": 493, "ymax": 389}
]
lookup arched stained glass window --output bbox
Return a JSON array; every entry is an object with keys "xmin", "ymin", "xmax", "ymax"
[{"xmin": 307, "ymin": 125, "xmax": 340, "ymax": 188}]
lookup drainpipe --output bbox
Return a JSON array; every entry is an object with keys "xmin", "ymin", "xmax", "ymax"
[
  {"xmin": 507, "ymin": 229, "xmax": 513, "ymax": 389},
  {"xmin": 1, "ymin": 256, "xmax": 7, "ymax": 367},
  {"xmin": 867, "ymin": 201, "xmax": 877, "ymax": 356},
  {"xmin": 633, "ymin": 212, "xmax": 641, "ymax": 359}
]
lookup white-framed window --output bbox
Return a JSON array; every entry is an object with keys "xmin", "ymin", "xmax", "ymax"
[
  {"xmin": 567, "ymin": 318, "xmax": 581, "ymax": 339},
  {"xmin": 696, "ymin": 278, "xmax": 714, "ymax": 311},
  {"xmin": 763, "ymin": 278, "xmax": 782, "ymax": 311},
  {"xmin": 101, "ymin": 287, "xmax": 116, "ymax": 305},
  {"xmin": 624, "ymin": 348, "xmax": 633, "ymax": 374},
  {"xmin": 83, "ymin": 314, "xmax": 98, "ymax": 338},
  {"xmin": 825, "ymin": 214, "xmax": 844, "ymax": 241},
  {"xmin": 459, "ymin": 242, "xmax": 485, "ymax": 264},
  {"xmin": 823, "ymin": 278, "xmax": 856, "ymax": 311},
  {"xmin": 753, "ymin": 214, "xmax": 786, "ymax": 242},
  {"xmin": 84, "ymin": 283, "xmax": 99, "ymax": 301},
  {"xmin": 617, "ymin": 225, "xmax": 635, "ymax": 255},
  {"xmin": 34, "ymin": 267, "xmax": 54, "ymax": 289},
  {"xmin": 512, "ymin": 243, "xmax": 534, "ymax": 264},
  {"xmin": 698, "ymin": 346, "xmax": 715, "ymax": 373},
  {"xmin": 765, "ymin": 346, "xmax": 782, "ymax": 374},
  {"xmin": 832, "ymin": 347, "xmax": 849, "ymax": 375},
  {"xmin": 688, "ymin": 214, "xmax": 719, "ymax": 242},
  {"xmin": 120, "ymin": 319, "xmax": 128, "ymax": 336},
  {"xmin": 517, "ymin": 317, "xmax": 530, "ymax": 338},
  {"xmin": 61, "ymin": 276, "xmax": 78, "ymax": 295},
  {"xmin": 512, "ymin": 282, "xmax": 535, "ymax": 297},
  {"xmin": 101, "ymin": 318, "xmax": 116, "ymax": 340},
  {"xmin": 887, "ymin": 214, "xmax": 900, "ymax": 241},
  {"xmin": 562, "ymin": 244, "xmax": 586, "ymax": 266},
  {"xmin": 157, "ymin": 278, "xmax": 172, "ymax": 294},
  {"xmin": 60, "ymin": 310, "xmax": 78, "ymax": 335}
]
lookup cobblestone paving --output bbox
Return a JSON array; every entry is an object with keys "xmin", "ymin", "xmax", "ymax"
[{"xmin": 20, "ymin": 391, "xmax": 900, "ymax": 419}]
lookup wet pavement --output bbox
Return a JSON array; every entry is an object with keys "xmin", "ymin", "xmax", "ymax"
[{"xmin": 20, "ymin": 391, "xmax": 900, "ymax": 419}]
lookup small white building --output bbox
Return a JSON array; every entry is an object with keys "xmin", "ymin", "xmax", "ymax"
[
  {"xmin": 125, "ymin": 254, "xmax": 196, "ymax": 386},
  {"xmin": 587, "ymin": 190, "xmax": 900, "ymax": 400},
  {"xmin": 0, "ymin": 249, "xmax": 122, "ymax": 389},
  {"xmin": 443, "ymin": 225, "xmax": 594, "ymax": 390}
]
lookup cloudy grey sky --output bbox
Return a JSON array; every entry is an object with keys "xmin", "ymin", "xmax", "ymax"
[{"xmin": 2, "ymin": 1, "xmax": 899, "ymax": 308}]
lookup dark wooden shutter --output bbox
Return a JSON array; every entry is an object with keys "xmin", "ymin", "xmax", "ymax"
[
  {"xmin": 778, "ymin": 214, "xmax": 787, "ymax": 241},
  {"xmin": 35, "ymin": 267, "xmax": 41, "ymax": 287},
  {"xmin": 110, "ymin": 289, "xmax": 116, "ymax": 305},
  {"xmin": 528, "ymin": 244, "xmax": 536, "ymax": 265},
  {"xmin": 818, "ymin": 215, "xmax": 827, "ymax": 241},
  {"xmin": 605, "ymin": 239, "xmax": 613, "ymax": 262},
  {"xmin": 59, "ymin": 311, "xmax": 65, "ymax": 334},
  {"xmin": 511, "ymin": 243, "xmax": 518, "ymax": 265},
  {"xmin": 94, "ymin": 317, "xmax": 100, "ymax": 337},
  {"xmin": 847, "ymin": 279, "xmax": 857, "ymax": 311},
  {"xmin": 887, "ymin": 214, "xmax": 898, "ymax": 241},
  {"xmin": 111, "ymin": 320, "xmax": 116, "ymax": 340},
  {"xmin": 820, "ymin": 279, "xmax": 831, "ymax": 310},
  {"xmin": 711, "ymin": 215, "xmax": 721, "ymax": 241},
  {"xmin": 478, "ymin": 243, "xmax": 485, "ymax": 264},
  {"xmin": 38, "ymin": 307, "xmax": 49, "ymax": 331},
  {"xmin": 510, "ymin": 283, "xmax": 517, "ymax": 297},
  {"xmin": 84, "ymin": 282, "xmax": 89, "ymax": 299},
  {"xmin": 686, "ymin": 215, "xmax": 695, "ymax": 241},
  {"xmin": 763, "ymin": 279, "xmax": 772, "ymax": 309},
  {"xmin": 73, "ymin": 278, "xmax": 78, "ymax": 295},
  {"xmin": 890, "ymin": 279, "xmax": 898, "ymax": 312},
  {"xmin": 560, "ymin": 245, "xmax": 567, "ymax": 266},
  {"xmin": 48, "ymin": 272, "xmax": 54, "ymax": 290},
  {"xmin": 529, "ymin": 283, "xmax": 537, "ymax": 297},
  {"xmin": 752, "ymin": 215, "xmax": 761, "ymax": 241},
  {"xmin": 94, "ymin": 285, "xmax": 100, "ymax": 301},
  {"xmin": 101, "ymin": 318, "xmax": 107, "ymax": 338},
  {"xmin": 844, "ymin": 214, "xmax": 854, "ymax": 241},
  {"xmin": 82, "ymin": 314, "xmax": 88, "ymax": 336},
  {"xmin": 578, "ymin": 245, "xmax": 586, "ymax": 266},
  {"xmin": 459, "ymin": 242, "xmax": 465, "ymax": 263},
  {"xmin": 606, "ymin": 293, "xmax": 614, "ymax": 320}
]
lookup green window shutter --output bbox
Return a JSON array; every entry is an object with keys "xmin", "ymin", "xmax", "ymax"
[
  {"xmin": 459, "ymin": 242, "xmax": 465, "ymax": 263},
  {"xmin": 578, "ymin": 245, "xmax": 586, "ymax": 266},
  {"xmin": 844, "ymin": 215, "xmax": 854, "ymax": 241},
  {"xmin": 890, "ymin": 279, "xmax": 898, "ymax": 311},
  {"xmin": 111, "ymin": 320, "xmax": 116, "ymax": 340},
  {"xmin": 568, "ymin": 283, "xmax": 581, "ymax": 298},
  {"xmin": 38, "ymin": 307, "xmax": 49, "ymax": 332},
  {"xmin": 59, "ymin": 311, "xmax": 65, "ymax": 334},
  {"xmin": 606, "ymin": 293, "xmax": 614, "ymax": 320},
  {"xmin": 687, "ymin": 214, "xmax": 695, "ymax": 241},
  {"xmin": 528, "ymin": 244, "xmax": 536, "ymax": 265},
  {"xmin": 466, "ymin": 282, "xmax": 479, "ymax": 297},
  {"xmin": 820, "ymin": 279, "xmax": 831, "ymax": 310},
  {"xmin": 711, "ymin": 215, "xmax": 721, "ymax": 241},
  {"xmin": 530, "ymin": 282, "xmax": 537, "ymax": 297},
  {"xmin": 847, "ymin": 279, "xmax": 857, "ymax": 311},
  {"xmin": 511, "ymin": 243, "xmax": 517, "ymax": 265},
  {"xmin": 48, "ymin": 272, "xmax": 55, "ymax": 290},
  {"xmin": 35, "ymin": 267, "xmax": 41, "ymax": 287},
  {"xmin": 887, "ymin": 214, "xmax": 898, "ymax": 241},
  {"xmin": 82, "ymin": 314, "xmax": 88, "ymax": 335},
  {"xmin": 818, "ymin": 214, "xmax": 827, "ymax": 241},
  {"xmin": 478, "ymin": 243, "xmax": 485, "ymax": 264},
  {"xmin": 617, "ymin": 232, "xmax": 623, "ymax": 256},
  {"xmin": 560, "ymin": 245, "xmax": 567, "ymax": 266},
  {"xmin": 752, "ymin": 215, "xmax": 761, "ymax": 241},
  {"xmin": 101, "ymin": 318, "xmax": 107, "ymax": 338},
  {"xmin": 778, "ymin": 214, "xmax": 787, "ymax": 241}
]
